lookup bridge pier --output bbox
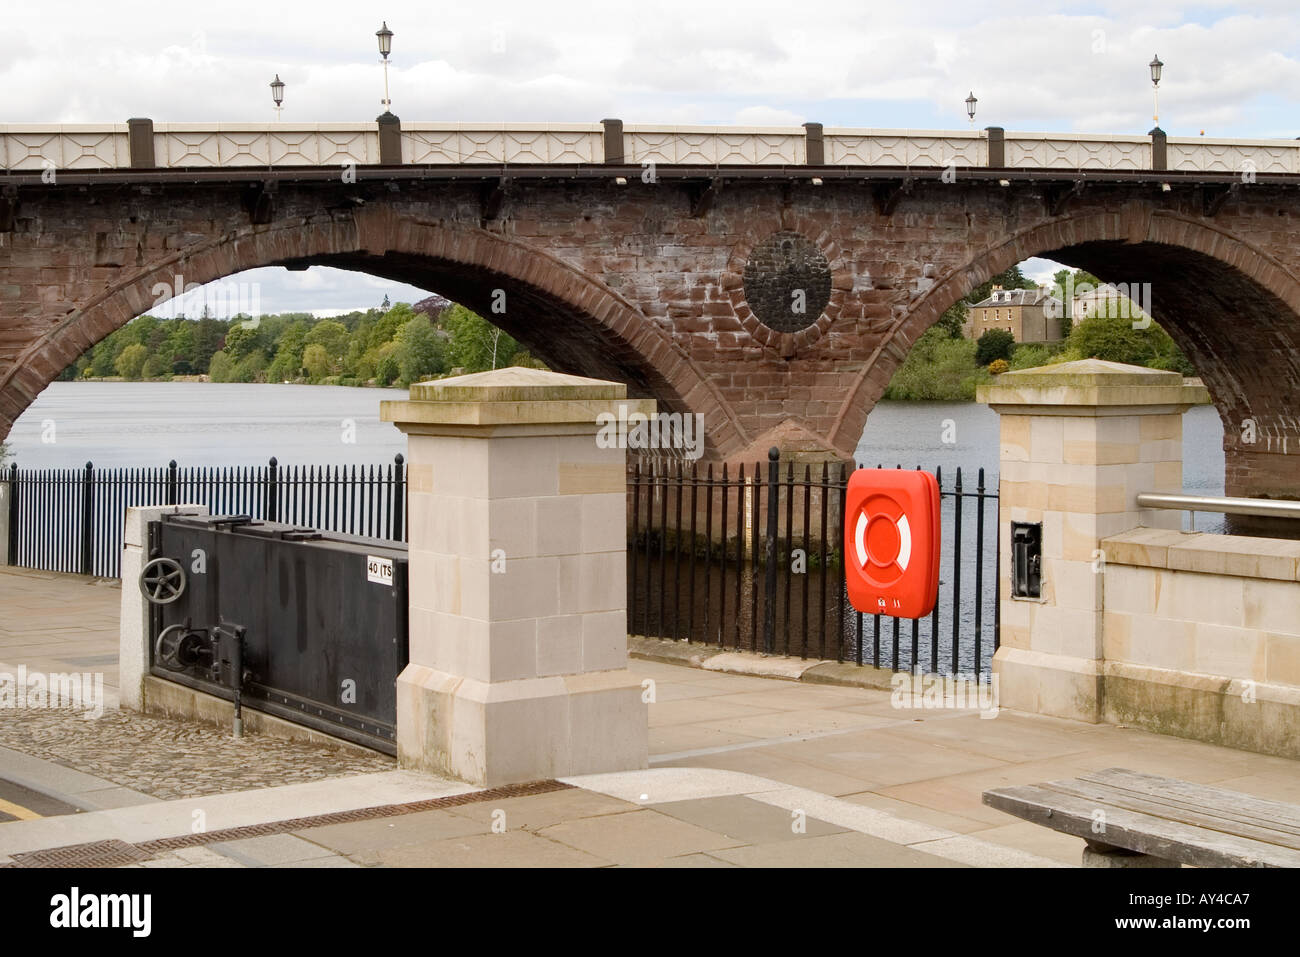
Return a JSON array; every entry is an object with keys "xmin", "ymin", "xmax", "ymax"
[{"xmin": 1225, "ymin": 446, "xmax": 1300, "ymax": 502}]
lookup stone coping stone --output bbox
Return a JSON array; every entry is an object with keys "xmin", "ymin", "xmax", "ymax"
[
  {"xmin": 1102, "ymin": 526, "xmax": 1300, "ymax": 582},
  {"xmin": 382, "ymin": 368, "xmax": 657, "ymax": 427},
  {"xmin": 381, "ymin": 397, "xmax": 657, "ymax": 428},
  {"xmin": 411, "ymin": 367, "xmax": 625, "ymax": 403},
  {"xmin": 978, "ymin": 358, "xmax": 1209, "ymax": 409}
]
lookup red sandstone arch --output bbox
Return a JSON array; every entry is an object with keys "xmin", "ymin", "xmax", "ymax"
[
  {"xmin": 829, "ymin": 204, "xmax": 1300, "ymax": 494},
  {"xmin": 0, "ymin": 206, "xmax": 749, "ymax": 456}
]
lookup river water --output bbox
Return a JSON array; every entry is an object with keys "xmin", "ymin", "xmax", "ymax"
[{"xmin": 5, "ymin": 381, "xmax": 1228, "ymax": 490}]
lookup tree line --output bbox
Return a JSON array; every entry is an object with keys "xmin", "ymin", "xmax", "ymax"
[{"xmin": 59, "ymin": 296, "xmax": 544, "ymax": 388}]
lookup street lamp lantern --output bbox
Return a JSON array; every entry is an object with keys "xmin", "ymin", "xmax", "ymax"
[
  {"xmin": 376, "ymin": 21, "xmax": 394, "ymax": 111},
  {"xmin": 270, "ymin": 74, "xmax": 285, "ymax": 120},
  {"xmin": 965, "ymin": 91, "xmax": 978, "ymax": 128},
  {"xmin": 1149, "ymin": 54, "xmax": 1163, "ymax": 129}
]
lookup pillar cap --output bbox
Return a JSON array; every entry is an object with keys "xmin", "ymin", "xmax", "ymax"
[
  {"xmin": 381, "ymin": 367, "xmax": 656, "ymax": 430},
  {"xmin": 977, "ymin": 358, "xmax": 1209, "ymax": 412}
]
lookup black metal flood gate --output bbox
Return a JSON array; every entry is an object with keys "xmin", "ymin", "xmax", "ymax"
[
  {"xmin": 628, "ymin": 451, "xmax": 999, "ymax": 677},
  {"xmin": 143, "ymin": 513, "xmax": 409, "ymax": 754}
]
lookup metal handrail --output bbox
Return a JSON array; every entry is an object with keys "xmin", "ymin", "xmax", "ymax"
[{"xmin": 1137, "ymin": 491, "xmax": 1300, "ymax": 520}]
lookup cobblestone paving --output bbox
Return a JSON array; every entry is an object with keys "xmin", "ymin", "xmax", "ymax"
[{"xmin": 0, "ymin": 707, "xmax": 394, "ymax": 800}]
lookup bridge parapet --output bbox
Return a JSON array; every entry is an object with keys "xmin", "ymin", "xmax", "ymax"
[
  {"xmin": 1167, "ymin": 136, "xmax": 1300, "ymax": 174},
  {"xmin": 4, "ymin": 120, "xmax": 1299, "ymax": 173}
]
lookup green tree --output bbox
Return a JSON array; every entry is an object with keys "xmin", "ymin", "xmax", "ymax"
[
  {"xmin": 444, "ymin": 305, "xmax": 517, "ymax": 372},
  {"xmin": 1009, "ymin": 344, "xmax": 1052, "ymax": 370},
  {"xmin": 374, "ymin": 345, "xmax": 401, "ymax": 387},
  {"xmin": 222, "ymin": 322, "xmax": 263, "ymax": 361},
  {"xmin": 975, "ymin": 328, "xmax": 1016, "ymax": 366},
  {"xmin": 114, "ymin": 343, "xmax": 149, "ymax": 380},
  {"xmin": 883, "ymin": 327, "xmax": 991, "ymax": 401},
  {"xmin": 166, "ymin": 322, "xmax": 197, "ymax": 370},
  {"xmin": 142, "ymin": 352, "xmax": 172, "ymax": 380},
  {"xmin": 193, "ymin": 317, "xmax": 227, "ymax": 372},
  {"xmin": 395, "ymin": 314, "xmax": 447, "ymax": 386},
  {"xmin": 88, "ymin": 341, "xmax": 117, "ymax": 378},
  {"xmin": 1065, "ymin": 299, "xmax": 1194, "ymax": 373},
  {"xmin": 370, "ymin": 302, "xmax": 417, "ymax": 347},
  {"xmin": 932, "ymin": 301, "xmax": 968, "ymax": 339},
  {"xmin": 305, "ymin": 320, "xmax": 350, "ymax": 373},
  {"xmin": 233, "ymin": 351, "xmax": 269, "ymax": 383},
  {"xmin": 208, "ymin": 350, "xmax": 236, "ymax": 382},
  {"xmin": 302, "ymin": 344, "xmax": 331, "ymax": 382}
]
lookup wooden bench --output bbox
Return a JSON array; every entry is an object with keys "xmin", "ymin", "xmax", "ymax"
[{"xmin": 983, "ymin": 768, "xmax": 1300, "ymax": 868}]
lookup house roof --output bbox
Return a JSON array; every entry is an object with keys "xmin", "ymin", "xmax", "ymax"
[{"xmin": 971, "ymin": 288, "xmax": 1061, "ymax": 308}]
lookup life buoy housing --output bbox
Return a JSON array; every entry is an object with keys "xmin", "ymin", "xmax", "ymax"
[{"xmin": 844, "ymin": 468, "xmax": 940, "ymax": 619}]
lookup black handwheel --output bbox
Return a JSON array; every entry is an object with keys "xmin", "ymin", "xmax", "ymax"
[
  {"xmin": 139, "ymin": 557, "xmax": 187, "ymax": 605},
  {"xmin": 155, "ymin": 623, "xmax": 205, "ymax": 671}
]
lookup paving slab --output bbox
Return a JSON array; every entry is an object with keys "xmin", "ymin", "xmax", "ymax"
[
  {"xmin": 650, "ymin": 795, "xmax": 846, "ymax": 844},
  {"xmin": 210, "ymin": 834, "xmax": 342, "ymax": 867},
  {"xmin": 536, "ymin": 809, "xmax": 745, "ymax": 865},
  {"xmin": 295, "ymin": 809, "xmax": 490, "ymax": 855},
  {"xmin": 358, "ymin": 828, "xmax": 612, "ymax": 868},
  {"xmin": 706, "ymin": 831, "xmax": 966, "ymax": 868}
]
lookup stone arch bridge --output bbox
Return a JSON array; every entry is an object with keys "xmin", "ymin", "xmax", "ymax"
[{"xmin": 2, "ymin": 118, "xmax": 1299, "ymax": 495}]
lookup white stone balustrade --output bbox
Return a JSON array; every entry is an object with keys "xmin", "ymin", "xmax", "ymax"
[
  {"xmin": 1003, "ymin": 132, "xmax": 1152, "ymax": 170},
  {"xmin": 3, "ymin": 122, "xmax": 1299, "ymax": 171},
  {"xmin": 824, "ymin": 128, "xmax": 986, "ymax": 166}
]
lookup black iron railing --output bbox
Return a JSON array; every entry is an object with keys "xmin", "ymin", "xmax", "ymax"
[
  {"xmin": 627, "ymin": 450, "xmax": 999, "ymax": 677},
  {"xmin": 4, "ymin": 450, "xmax": 998, "ymax": 677},
  {"xmin": 3, "ymin": 456, "xmax": 407, "ymax": 579}
]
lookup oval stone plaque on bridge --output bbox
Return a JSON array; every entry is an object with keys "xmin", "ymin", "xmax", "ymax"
[{"xmin": 742, "ymin": 231, "xmax": 833, "ymax": 334}]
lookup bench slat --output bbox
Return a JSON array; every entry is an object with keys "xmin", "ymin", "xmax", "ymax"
[
  {"xmin": 1049, "ymin": 779, "xmax": 1300, "ymax": 850},
  {"xmin": 1079, "ymin": 769, "xmax": 1300, "ymax": 831},
  {"xmin": 983, "ymin": 783, "xmax": 1300, "ymax": 868}
]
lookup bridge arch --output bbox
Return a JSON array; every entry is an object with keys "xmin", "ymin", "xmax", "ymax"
[
  {"xmin": 0, "ymin": 206, "xmax": 749, "ymax": 456},
  {"xmin": 831, "ymin": 204, "xmax": 1300, "ymax": 496}
]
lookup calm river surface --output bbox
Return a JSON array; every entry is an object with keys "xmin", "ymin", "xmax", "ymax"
[
  {"xmin": 8, "ymin": 379, "xmax": 1234, "ymax": 538},
  {"xmin": 7, "ymin": 380, "xmax": 1228, "ymax": 495}
]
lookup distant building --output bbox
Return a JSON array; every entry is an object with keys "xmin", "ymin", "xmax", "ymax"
[
  {"xmin": 966, "ymin": 286, "xmax": 1064, "ymax": 343},
  {"xmin": 1071, "ymin": 282, "xmax": 1126, "ymax": 320}
]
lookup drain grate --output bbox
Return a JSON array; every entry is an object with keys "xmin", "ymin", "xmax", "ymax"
[
  {"xmin": 6, "ymin": 780, "xmax": 574, "ymax": 866},
  {"xmin": 13, "ymin": 839, "xmax": 154, "ymax": 869}
]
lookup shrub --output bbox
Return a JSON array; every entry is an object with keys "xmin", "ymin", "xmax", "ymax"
[
  {"xmin": 884, "ymin": 328, "xmax": 989, "ymax": 400},
  {"xmin": 987, "ymin": 358, "xmax": 1009, "ymax": 375},
  {"xmin": 975, "ymin": 329, "xmax": 1016, "ymax": 367},
  {"xmin": 1009, "ymin": 344, "xmax": 1051, "ymax": 371}
]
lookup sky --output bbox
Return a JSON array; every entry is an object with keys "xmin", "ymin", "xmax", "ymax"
[{"xmin": 5, "ymin": 0, "xmax": 1297, "ymax": 313}]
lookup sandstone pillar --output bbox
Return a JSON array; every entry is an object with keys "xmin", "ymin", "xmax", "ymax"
[
  {"xmin": 978, "ymin": 360, "xmax": 1207, "ymax": 722},
  {"xmin": 381, "ymin": 368, "xmax": 651, "ymax": 785}
]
